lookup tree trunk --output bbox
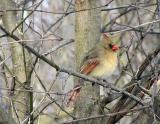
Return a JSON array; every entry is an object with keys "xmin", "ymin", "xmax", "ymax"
[
  {"xmin": 74, "ymin": 0, "xmax": 101, "ymax": 123},
  {"xmin": 1, "ymin": 0, "xmax": 32, "ymax": 123}
]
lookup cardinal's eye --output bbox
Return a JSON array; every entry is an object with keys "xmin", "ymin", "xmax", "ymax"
[{"xmin": 109, "ymin": 44, "xmax": 112, "ymax": 48}]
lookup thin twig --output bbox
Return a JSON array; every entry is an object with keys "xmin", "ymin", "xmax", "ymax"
[{"xmin": 63, "ymin": 106, "xmax": 150, "ymax": 124}]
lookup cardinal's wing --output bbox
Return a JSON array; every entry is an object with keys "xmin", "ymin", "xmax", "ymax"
[
  {"xmin": 80, "ymin": 48, "xmax": 100, "ymax": 75},
  {"xmin": 67, "ymin": 48, "xmax": 100, "ymax": 106}
]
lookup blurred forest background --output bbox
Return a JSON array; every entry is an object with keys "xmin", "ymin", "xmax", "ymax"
[{"xmin": 0, "ymin": 0, "xmax": 159, "ymax": 124}]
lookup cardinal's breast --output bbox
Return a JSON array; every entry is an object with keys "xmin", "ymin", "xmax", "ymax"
[{"xmin": 90, "ymin": 52, "xmax": 117, "ymax": 77}]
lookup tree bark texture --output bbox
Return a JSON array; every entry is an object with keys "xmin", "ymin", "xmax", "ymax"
[
  {"xmin": 74, "ymin": 0, "xmax": 102, "ymax": 123},
  {"xmin": 1, "ymin": 0, "xmax": 32, "ymax": 123}
]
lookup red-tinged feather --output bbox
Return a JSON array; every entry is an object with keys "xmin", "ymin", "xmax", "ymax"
[
  {"xmin": 80, "ymin": 59, "xmax": 99, "ymax": 75},
  {"xmin": 67, "ymin": 59, "xmax": 99, "ymax": 106},
  {"xmin": 67, "ymin": 85, "xmax": 81, "ymax": 106}
]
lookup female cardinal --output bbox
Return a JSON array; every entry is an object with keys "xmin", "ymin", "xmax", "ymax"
[{"xmin": 67, "ymin": 33, "xmax": 119, "ymax": 105}]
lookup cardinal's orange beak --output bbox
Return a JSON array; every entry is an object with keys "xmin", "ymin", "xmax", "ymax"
[{"xmin": 111, "ymin": 44, "xmax": 119, "ymax": 51}]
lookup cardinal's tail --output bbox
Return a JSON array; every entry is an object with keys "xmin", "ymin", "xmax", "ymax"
[{"xmin": 66, "ymin": 84, "xmax": 82, "ymax": 106}]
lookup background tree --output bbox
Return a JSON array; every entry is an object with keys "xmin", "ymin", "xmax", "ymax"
[
  {"xmin": 1, "ymin": 0, "xmax": 32, "ymax": 123},
  {"xmin": 74, "ymin": 0, "xmax": 101, "ymax": 120}
]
